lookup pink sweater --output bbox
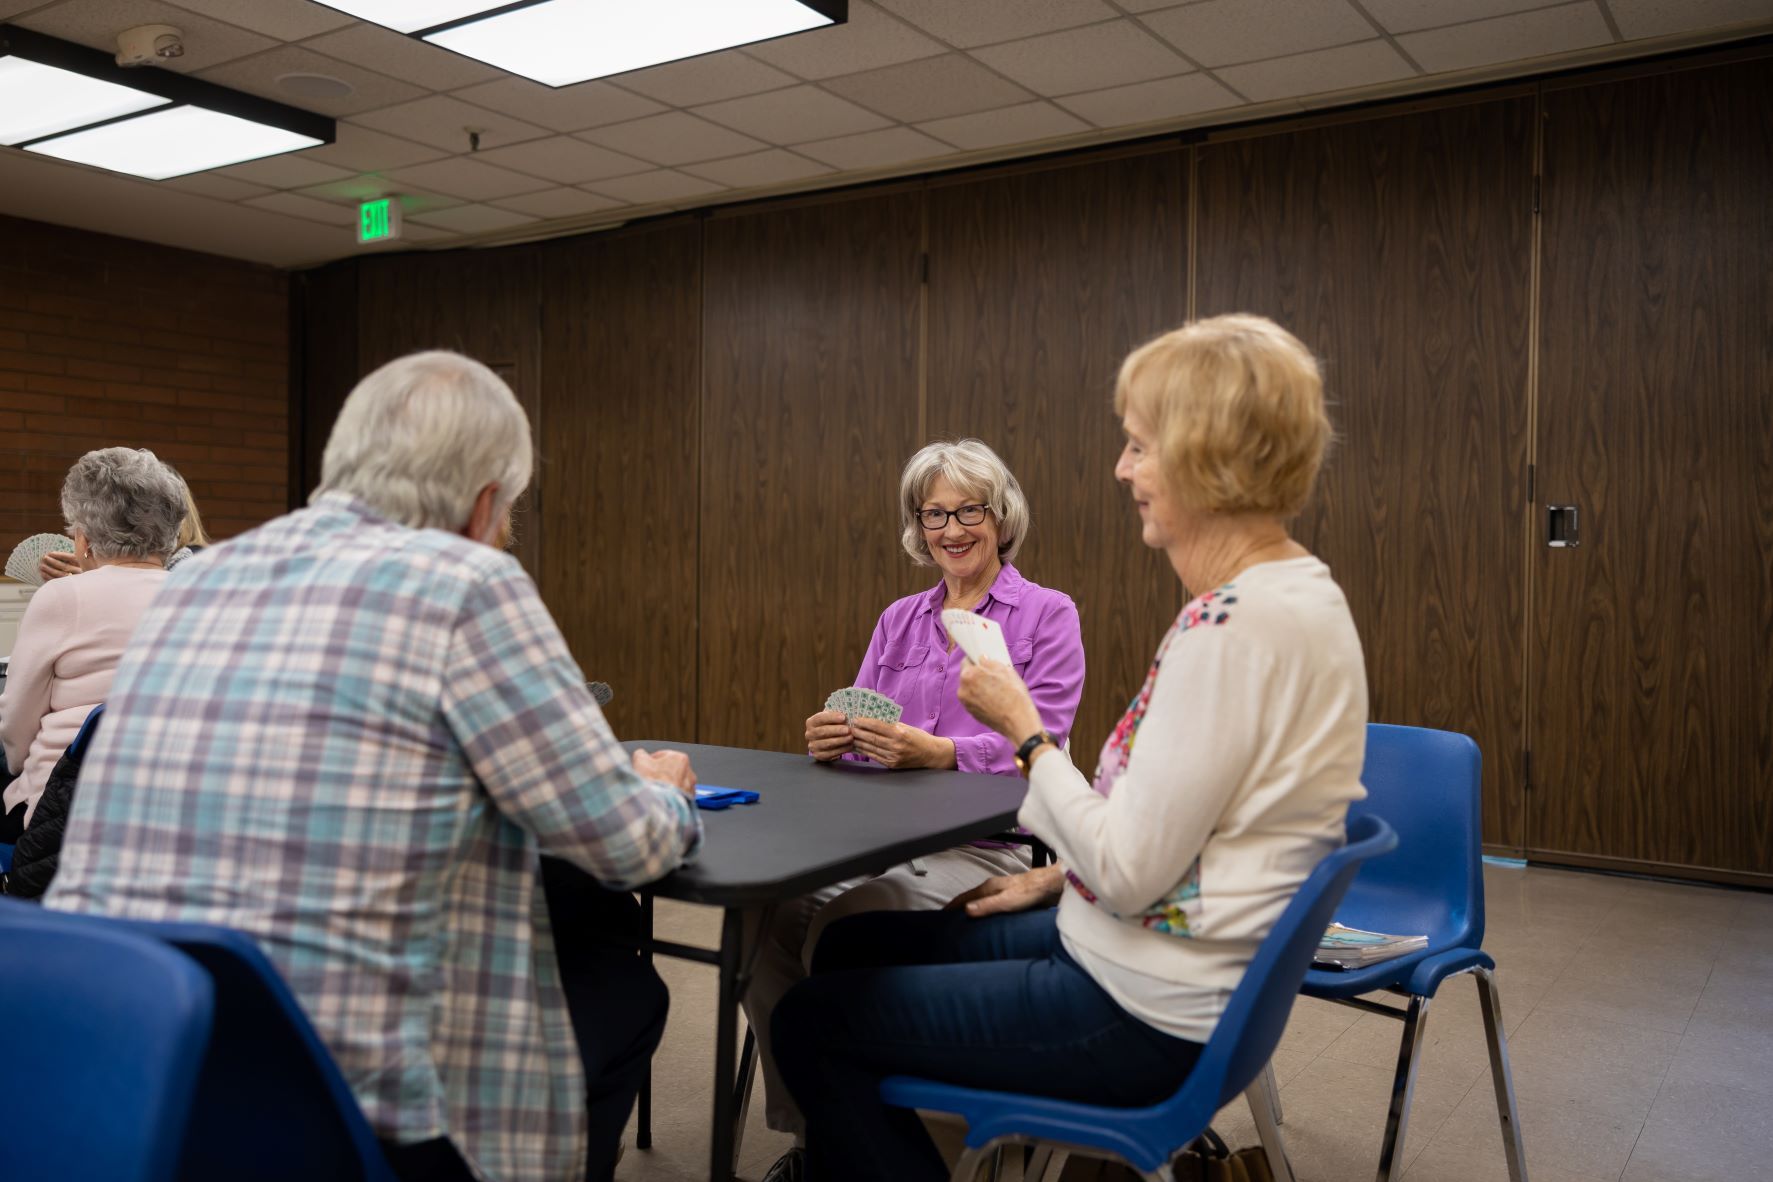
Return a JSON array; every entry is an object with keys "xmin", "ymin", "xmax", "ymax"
[{"xmin": 1, "ymin": 565, "xmax": 167, "ymax": 825}]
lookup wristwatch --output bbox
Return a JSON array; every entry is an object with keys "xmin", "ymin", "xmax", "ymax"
[{"xmin": 1014, "ymin": 728, "xmax": 1059, "ymax": 776}]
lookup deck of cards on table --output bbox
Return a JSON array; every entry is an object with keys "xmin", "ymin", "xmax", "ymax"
[
  {"xmin": 825, "ymin": 686, "xmax": 902, "ymax": 725},
  {"xmin": 5, "ymin": 533, "xmax": 75, "ymax": 586},
  {"xmin": 940, "ymin": 609, "xmax": 1012, "ymax": 666}
]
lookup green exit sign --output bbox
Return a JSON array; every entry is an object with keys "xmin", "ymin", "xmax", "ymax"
[{"xmin": 357, "ymin": 198, "xmax": 402, "ymax": 244}]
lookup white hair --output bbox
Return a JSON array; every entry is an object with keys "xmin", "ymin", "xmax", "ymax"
[
  {"xmin": 317, "ymin": 351, "xmax": 532, "ymax": 530},
  {"xmin": 60, "ymin": 447, "xmax": 186, "ymax": 560},
  {"xmin": 898, "ymin": 438, "xmax": 1031, "ymax": 567}
]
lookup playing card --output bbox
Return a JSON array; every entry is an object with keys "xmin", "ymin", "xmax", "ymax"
[
  {"xmin": 824, "ymin": 686, "xmax": 902, "ymax": 725},
  {"xmin": 940, "ymin": 609, "xmax": 1011, "ymax": 666},
  {"xmin": 5, "ymin": 533, "xmax": 74, "ymax": 587}
]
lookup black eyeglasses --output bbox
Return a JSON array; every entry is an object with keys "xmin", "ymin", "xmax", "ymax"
[{"xmin": 918, "ymin": 504, "xmax": 990, "ymax": 530}]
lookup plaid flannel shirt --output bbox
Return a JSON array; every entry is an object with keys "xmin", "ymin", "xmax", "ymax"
[{"xmin": 48, "ymin": 493, "xmax": 702, "ymax": 1182}]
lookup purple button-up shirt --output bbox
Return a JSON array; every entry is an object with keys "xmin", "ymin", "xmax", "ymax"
[{"xmin": 848, "ymin": 562, "xmax": 1085, "ymax": 775}]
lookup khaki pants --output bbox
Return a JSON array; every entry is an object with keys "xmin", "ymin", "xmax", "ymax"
[{"xmin": 741, "ymin": 843, "xmax": 1031, "ymax": 1138}]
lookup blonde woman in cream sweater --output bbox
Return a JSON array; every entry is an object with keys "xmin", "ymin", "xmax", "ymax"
[
  {"xmin": 1, "ymin": 448, "xmax": 184, "ymax": 837},
  {"xmin": 772, "ymin": 315, "xmax": 1370, "ymax": 1182}
]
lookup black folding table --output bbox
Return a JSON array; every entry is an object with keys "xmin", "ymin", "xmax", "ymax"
[{"xmin": 625, "ymin": 741, "xmax": 1028, "ymax": 1182}]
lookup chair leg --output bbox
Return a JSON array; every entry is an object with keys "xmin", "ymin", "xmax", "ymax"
[
  {"xmin": 1260, "ymin": 1059, "xmax": 1284, "ymax": 1125},
  {"xmin": 1246, "ymin": 1073, "xmax": 1298, "ymax": 1182},
  {"xmin": 731, "ymin": 1024, "xmax": 758, "ymax": 1167},
  {"xmin": 1474, "ymin": 968, "xmax": 1529, "ymax": 1182},
  {"xmin": 1374, "ymin": 994, "xmax": 1432, "ymax": 1182}
]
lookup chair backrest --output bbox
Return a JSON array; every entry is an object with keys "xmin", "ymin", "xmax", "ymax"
[
  {"xmin": 118, "ymin": 920, "xmax": 399, "ymax": 1182},
  {"xmin": 1166, "ymin": 814, "xmax": 1398, "ymax": 1119},
  {"xmin": 67, "ymin": 702, "xmax": 105, "ymax": 759},
  {"xmin": 0, "ymin": 899, "xmax": 214, "ymax": 1182},
  {"xmin": 1340, "ymin": 723, "xmax": 1485, "ymax": 950}
]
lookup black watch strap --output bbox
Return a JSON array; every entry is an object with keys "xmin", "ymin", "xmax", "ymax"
[{"xmin": 1014, "ymin": 729, "xmax": 1057, "ymax": 773}]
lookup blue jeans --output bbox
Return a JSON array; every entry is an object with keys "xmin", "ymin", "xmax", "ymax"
[{"xmin": 772, "ymin": 908, "xmax": 1206, "ymax": 1182}]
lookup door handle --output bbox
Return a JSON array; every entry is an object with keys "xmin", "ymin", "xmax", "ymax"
[{"xmin": 1547, "ymin": 505, "xmax": 1579, "ymax": 548}]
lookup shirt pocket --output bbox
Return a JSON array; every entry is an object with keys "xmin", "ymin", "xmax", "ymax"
[
  {"xmin": 1009, "ymin": 636, "xmax": 1034, "ymax": 673},
  {"xmin": 876, "ymin": 642, "xmax": 929, "ymax": 671}
]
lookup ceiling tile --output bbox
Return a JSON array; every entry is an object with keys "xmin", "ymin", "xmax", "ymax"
[
  {"xmin": 917, "ymin": 101, "xmax": 1090, "ymax": 150},
  {"xmin": 303, "ymin": 23, "xmax": 503, "ymax": 90},
  {"xmin": 823, "ymin": 54, "xmax": 1032, "ymax": 123},
  {"xmin": 195, "ymin": 45, "xmax": 425, "ymax": 117},
  {"xmin": 972, "ymin": 20, "xmax": 1192, "ymax": 96},
  {"xmin": 383, "ymin": 157, "xmax": 550, "ymax": 202},
  {"xmin": 578, "ymin": 111, "xmax": 770, "ymax": 166},
  {"xmin": 293, "ymin": 180, "xmax": 465, "ymax": 218},
  {"xmin": 585, "ymin": 170, "xmax": 728, "ymax": 205},
  {"xmin": 609, "ymin": 51, "xmax": 798, "ymax": 106},
  {"xmin": 1143, "ymin": 0, "xmax": 1377, "ymax": 67},
  {"xmin": 1215, "ymin": 39, "xmax": 1416, "ymax": 102},
  {"xmin": 164, "ymin": 0, "xmax": 355, "ymax": 39},
  {"xmin": 215, "ymin": 154, "xmax": 356, "ymax": 189},
  {"xmin": 1401, "ymin": 3, "xmax": 1613, "ymax": 73},
  {"xmin": 386, "ymin": 221, "xmax": 455, "ymax": 244},
  {"xmin": 15, "ymin": 0, "xmax": 278, "ymax": 72},
  {"xmin": 476, "ymin": 136, "xmax": 652, "ymax": 184},
  {"xmin": 695, "ymin": 85, "xmax": 891, "ymax": 144},
  {"xmin": 744, "ymin": 1, "xmax": 946, "ymax": 79},
  {"xmin": 162, "ymin": 173, "xmax": 275, "ymax": 202},
  {"xmin": 795, "ymin": 126, "xmax": 951, "ymax": 170},
  {"xmin": 1057, "ymin": 72, "xmax": 1241, "ymax": 127},
  {"xmin": 350, "ymin": 96, "xmax": 551, "ymax": 153},
  {"xmin": 873, "ymin": 0, "xmax": 1118, "ymax": 48},
  {"xmin": 1608, "ymin": 0, "xmax": 1773, "ymax": 39},
  {"xmin": 243, "ymin": 190, "xmax": 356, "ymax": 225},
  {"xmin": 450, "ymin": 78, "xmax": 667, "ymax": 133},
  {"xmin": 490, "ymin": 187, "xmax": 625, "ymax": 219},
  {"xmin": 299, "ymin": 124, "xmax": 447, "ymax": 171},
  {"xmin": 680, "ymin": 148, "xmax": 833, "ymax": 188},
  {"xmin": 1361, "ymin": 0, "xmax": 1576, "ymax": 34},
  {"xmin": 408, "ymin": 203, "xmax": 539, "ymax": 234}
]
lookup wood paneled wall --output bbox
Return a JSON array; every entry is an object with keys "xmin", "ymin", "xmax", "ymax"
[
  {"xmin": 293, "ymin": 47, "xmax": 1773, "ymax": 886},
  {"xmin": 924, "ymin": 152, "xmax": 1185, "ymax": 761},
  {"xmin": 1194, "ymin": 99, "xmax": 1537, "ymax": 850},
  {"xmin": 1532, "ymin": 59, "xmax": 1773, "ymax": 883}
]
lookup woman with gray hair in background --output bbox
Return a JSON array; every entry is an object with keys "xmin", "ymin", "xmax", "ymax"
[
  {"xmin": 0, "ymin": 446, "xmax": 184, "ymax": 840},
  {"xmin": 748, "ymin": 438, "xmax": 1087, "ymax": 1182}
]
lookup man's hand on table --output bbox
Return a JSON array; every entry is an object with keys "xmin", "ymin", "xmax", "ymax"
[{"xmin": 633, "ymin": 748, "xmax": 697, "ymax": 798}]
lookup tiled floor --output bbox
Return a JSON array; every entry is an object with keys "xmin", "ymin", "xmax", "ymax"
[{"xmin": 619, "ymin": 865, "xmax": 1773, "ymax": 1182}]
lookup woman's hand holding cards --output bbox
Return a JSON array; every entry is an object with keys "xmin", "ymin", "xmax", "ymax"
[
  {"xmin": 805, "ymin": 709, "xmax": 855, "ymax": 761},
  {"xmin": 849, "ymin": 718, "xmax": 956, "ymax": 770},
  {"xmin": 957, "ymin": 659, "xmax": 1042, "ymax": 743}
]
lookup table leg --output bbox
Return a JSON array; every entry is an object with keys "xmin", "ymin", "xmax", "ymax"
[
  {"xmin": 638, "ymin": 892, "xmax": 654, "ymax": 1151},
  {"xmin": 709, "ymin": 906, "xmax": 745, "ymax": 1182}
]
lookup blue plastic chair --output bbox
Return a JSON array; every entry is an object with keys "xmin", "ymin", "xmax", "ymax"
[
  {"xmin": 0, "ymin": 898, "xmax": 215, "ymax": 1182},
  {"xmin": 1270, "ymin": 724, "xmax": 1528, "ymax": 1182},
  {"xmin": 880, "ymin": 814, "xmax": 1398, "ymax": 1182}
]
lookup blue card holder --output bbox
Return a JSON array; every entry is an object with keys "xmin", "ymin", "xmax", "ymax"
[{"xmin": 694, "ymin": 786, "xmax": 760, "ymax": 811}]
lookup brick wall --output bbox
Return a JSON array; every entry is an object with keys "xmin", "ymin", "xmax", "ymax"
[{"xmin": 0, "ymin": 215, "xmax": 289, "ymax": 550}]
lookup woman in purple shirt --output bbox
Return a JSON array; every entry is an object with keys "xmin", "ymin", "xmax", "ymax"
[{"xmin": 746, "ymin": 438, "xmax": 1085, "ymax": 1182}]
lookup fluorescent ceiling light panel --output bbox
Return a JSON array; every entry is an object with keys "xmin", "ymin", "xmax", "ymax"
[
  {"xmin": 426, "ymin": 0, "xmax": 841, "ymax": 88},
  {"xmin": 26, "ymin": 105, "xmax": 324, "ymax": 180},
  {"xmin": 310, "ymin": 0, "xmax": 513, "ymax": 35},
  {"xmin": 0, "ymin": 57, "xmax": 170, "ymax": 145}
]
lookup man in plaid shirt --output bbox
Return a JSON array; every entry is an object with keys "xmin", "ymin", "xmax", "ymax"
[{"xmin": 48, "ymin": 351, "xmax": 703, "ymax": 1182}]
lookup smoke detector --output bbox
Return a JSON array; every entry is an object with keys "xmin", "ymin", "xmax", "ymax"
[{"xmin": 115, "ymin": 25, "xmax": 184, "ymax": 68}]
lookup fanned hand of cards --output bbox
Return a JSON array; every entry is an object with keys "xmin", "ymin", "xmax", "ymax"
[
  {"xmin": 940, "ymin": 609, "xmax": 1012, "ymax": 666},
  {"xmin": 825, "ymin": 686, "xmax": 902, "ymax": 725},
  {"xmin": 5, "ymin": 533, "xmax": 74, "ymax": 587}
]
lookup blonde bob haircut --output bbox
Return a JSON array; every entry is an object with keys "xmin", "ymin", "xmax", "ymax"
[
  {"xmin": 1114, "ymin": 314, "xmax": 1331, "ymax": 518},
  {"xmin": 898, "ymin": 439, "xmax": 1031, "ymax": 567}
]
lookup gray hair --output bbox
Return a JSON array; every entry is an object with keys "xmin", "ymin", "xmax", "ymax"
[
  {"xmin": 898, "ymin": 439, "xmax": 1031, "ymax": 567},
  {"xmin": 317, "ymin": 350, "xmax": 533, "ymax": 531},
  {"xmin": 60, "ymin": 447, "xmax": 187, "ymax": 560}
]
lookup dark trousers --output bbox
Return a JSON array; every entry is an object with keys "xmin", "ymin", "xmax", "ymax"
[
  {"xmin": 381, "ymin": 860, "xmax": 667, "ymax": 1182},
  {"xmin": 772, "ymin": 908, "xmax": 1206, "ymax": 1182}
]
